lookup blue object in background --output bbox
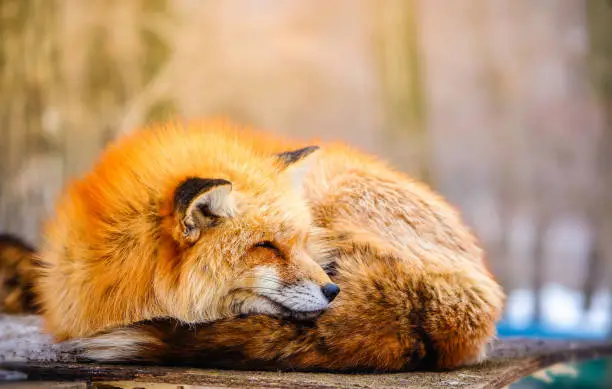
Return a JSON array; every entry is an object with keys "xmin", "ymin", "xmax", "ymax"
[
  {"xmin": 496, "ymin": 322, "xmax": 612, "ymax": 388},
  {"xmin": 497, "ymin": 321, "xmax": 607, "ymax": 340}
]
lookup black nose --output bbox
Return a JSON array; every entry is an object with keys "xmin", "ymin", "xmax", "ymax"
[{"xmin": 321, "ymin": 283, "xmax": 340, "ymax": 302}]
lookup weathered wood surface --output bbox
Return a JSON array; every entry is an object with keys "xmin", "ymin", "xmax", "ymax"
[{"xmin": 1, "ymin": 315, "xmax": 612, "ymax": 388}]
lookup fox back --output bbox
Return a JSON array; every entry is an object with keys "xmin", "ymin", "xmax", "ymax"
[
  {"xmin": 79, "ymin": 139, "xmax": 505, "ymax": 371},
  {"xmin": 35, "ymin": 121, "xmax": 335, "ymax": 341}
]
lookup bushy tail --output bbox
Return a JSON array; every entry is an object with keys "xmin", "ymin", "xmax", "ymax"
[
  {"xmin": 0, "ymin": 233, "xmax": 39, "ymax": 313},
  {"xmin": 76, "ymin": 244, "xmax": 504, "ymax": 372}
]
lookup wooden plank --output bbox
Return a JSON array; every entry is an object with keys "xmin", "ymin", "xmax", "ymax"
[{"xmin": 1, "ymin": 315, "xmax": 612, "ymax": 388}]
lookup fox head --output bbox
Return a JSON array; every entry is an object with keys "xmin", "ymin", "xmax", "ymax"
[{"xmin": 156, "ymin": 143, "xmax": 339, "ymax": 323}]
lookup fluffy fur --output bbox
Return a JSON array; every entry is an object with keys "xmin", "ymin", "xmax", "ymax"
[
  {"xmin": 76, "ymin": 139, "xmax": 505, "ymax": 371},
  {"xmin": 33, "ymin": 120, "xmax": 334, "ymax": 341},
  {"xmin": 0, "ymin": 234, "xmax": 38, "ymax": 313}
]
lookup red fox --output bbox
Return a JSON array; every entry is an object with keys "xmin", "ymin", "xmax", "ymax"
[
  {"xmin": 33, "ymin": 120, "xmax": 336, "ymax": 341},
  {"xmin": 76, "ymin": 138, "xmax": 505, "ymax": 371}
]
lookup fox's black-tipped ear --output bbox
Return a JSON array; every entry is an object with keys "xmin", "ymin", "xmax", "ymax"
[
  {"xmin": 276, "ymin": 146, "xmax": 320, "ymax": 168},
  {"xmin": 173, "ymin": 178, "xmax": 235, "ymax": 243},
  {"xmin": 275, "ymin": 146, "xmax": 320, "ymax": 195}
]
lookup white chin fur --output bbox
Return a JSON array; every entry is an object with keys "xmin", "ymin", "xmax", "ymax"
[
  {"xmin": 239, "ymin": 296, "xmax": 284, "ymax": 316},
  {"xmin": 249, "ymin": 266, "xmax": 330, "ymax": 315},
  {"xmin": 269, "ymin": 282, "xmax": 330, "ymax": 312}
]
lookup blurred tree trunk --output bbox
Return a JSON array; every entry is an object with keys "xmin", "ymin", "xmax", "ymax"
[
  {"xmin": 532, "ymin": 215, "xmax": 550, "ymax": 325},
  {"xmin": 585, "ymin": 1, "xmax": 612, "ymax": 319},
  {"xmin": 375, "ymin": 0, "xmax": 429, "ymax": 180},
  {"xmin": 0, "ymin": 0, "xmax": 172, "ymax": 243},
  {"xmin": 0, "ymin": 0, "xmax": 61, "ymax": 243}
]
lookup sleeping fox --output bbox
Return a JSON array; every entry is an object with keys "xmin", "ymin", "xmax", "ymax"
[
  {"xmin": 75, "ymin": 138, "xmax": 505, "ymax": 371},
  {"xmin": 32, "ymin": 120, "xmax": 337, "ymax": 341}
]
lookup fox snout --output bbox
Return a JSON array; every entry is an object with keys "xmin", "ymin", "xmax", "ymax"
[
  {"xmin": 264, "ymin": 277, "xmax": 340, "ymax": 318},
  {"xmin": 238, "ymin": 265, "xmax": 340, "ymax": 320}
]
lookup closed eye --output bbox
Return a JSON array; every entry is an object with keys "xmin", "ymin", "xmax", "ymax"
[{"xmin": 254, "ymin": 241, "xmax": 282, "ymax": 256}]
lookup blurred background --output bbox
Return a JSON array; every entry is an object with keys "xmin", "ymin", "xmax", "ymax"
[{"xmin": 1, "ymin": 0, "xmax": 611, "ymax": 351}]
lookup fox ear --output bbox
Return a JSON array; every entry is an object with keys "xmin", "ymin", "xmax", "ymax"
[
  {"xmin": 276, "ymin": 146, "xmax": 319, "ymax": 167},
  {"xmin": 173, "ymin": 178, "xmax": 235, "ymax": 243},
  {"xmin": 275, "ymin": 146, "xmax": 319, "ymax": 194}
]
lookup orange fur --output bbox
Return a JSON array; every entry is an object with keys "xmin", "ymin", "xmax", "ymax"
[
  {"xmin": 78, "ymin": 137, "xmax": 505, "ymax": 371},
  {"xmin": 34, "ymin": 120, "xmax": 333, "ymax": 341}
]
